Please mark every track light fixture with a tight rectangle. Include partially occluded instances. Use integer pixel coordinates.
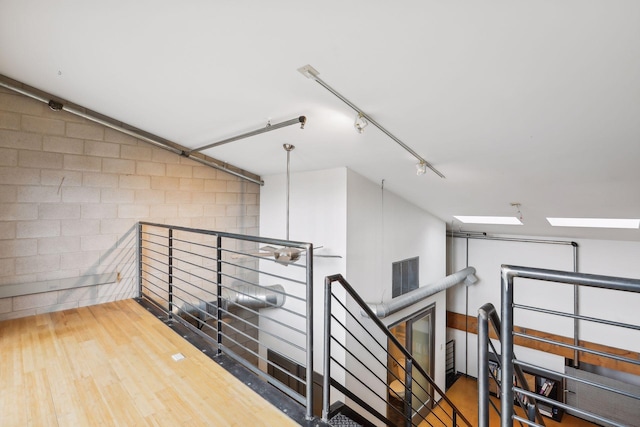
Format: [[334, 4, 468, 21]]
[[416, 161, 427, 176], [354, 113, 369, 133], [297, 64, 445, 179]]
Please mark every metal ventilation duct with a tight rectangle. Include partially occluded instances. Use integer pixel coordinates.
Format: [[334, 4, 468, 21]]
[[176, 283, 286, 324], [366, 267, 478, 318]]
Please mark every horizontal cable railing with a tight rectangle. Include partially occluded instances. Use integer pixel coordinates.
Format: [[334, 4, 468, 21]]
[[137, 222, 315, 419], [478, 265, 640, 427], [323, 274, 472, 427]]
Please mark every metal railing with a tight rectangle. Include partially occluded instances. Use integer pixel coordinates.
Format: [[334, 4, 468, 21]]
[[137, 222, 315, 419], [478, 303, 546, 427], [323, 274, 472, 427], [445, 340, 456, 389], [479, 265, 640, 427]]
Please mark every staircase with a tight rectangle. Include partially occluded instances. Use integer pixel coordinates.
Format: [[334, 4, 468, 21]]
[[322, 274, 472, 427], [137, 222, 472, 426]]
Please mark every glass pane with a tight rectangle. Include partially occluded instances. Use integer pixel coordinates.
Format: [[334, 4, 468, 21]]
[[387, 322, 407, 424], [411, 311, 433, 415]]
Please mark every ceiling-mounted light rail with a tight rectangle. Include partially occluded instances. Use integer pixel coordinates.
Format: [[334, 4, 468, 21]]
[[190, 116, 307, 153], [297, 64, 445, 179], [0, 76, 264, 185]]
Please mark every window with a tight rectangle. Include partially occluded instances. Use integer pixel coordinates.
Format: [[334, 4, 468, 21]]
[[392, 257, 419, 298]]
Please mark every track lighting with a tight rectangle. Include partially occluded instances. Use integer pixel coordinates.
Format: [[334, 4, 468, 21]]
[[298, 64, 445, 179], [416, 161, 427, 176], [354, 113, 368, 133]]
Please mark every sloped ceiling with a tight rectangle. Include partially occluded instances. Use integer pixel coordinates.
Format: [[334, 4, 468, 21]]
[[1, 1, 639, 241]]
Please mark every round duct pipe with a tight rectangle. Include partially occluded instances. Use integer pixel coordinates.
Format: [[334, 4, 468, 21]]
[[232, 283, 286, 308], [366, 267, 477, 318], [175, 283, 286, 325]]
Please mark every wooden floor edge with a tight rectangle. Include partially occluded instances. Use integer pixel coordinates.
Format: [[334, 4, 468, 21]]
[[132, 297, 317, 426]]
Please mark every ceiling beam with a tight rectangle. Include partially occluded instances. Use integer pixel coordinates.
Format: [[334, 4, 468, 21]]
[[0, 74, 264, 186]]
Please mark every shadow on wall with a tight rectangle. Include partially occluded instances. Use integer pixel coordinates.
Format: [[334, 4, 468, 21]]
[[53, 227, 135, 302], [56, 224, 139, 306]]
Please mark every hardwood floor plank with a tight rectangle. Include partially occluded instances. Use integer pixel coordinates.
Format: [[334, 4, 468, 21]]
[[0, 299, 298, 426], [46, 353, 82, 422], [0, 385, 28, 427], [24, 369, 58, 427]]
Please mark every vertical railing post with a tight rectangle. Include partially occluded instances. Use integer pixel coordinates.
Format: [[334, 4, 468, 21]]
[[322, 276, 332, 422], [478, 306, 490, 427], [168, 228, 173, 319], [216, 235, 223, 355], [573, 243, 580, 370], [404, 358, 413, 427], [137, 222, 143, 298], [305, 244, 314, 420], [500, 266, 515, 427]]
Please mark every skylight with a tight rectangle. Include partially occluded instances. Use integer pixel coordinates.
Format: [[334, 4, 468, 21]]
[[546, 218, 640, 229], [454, 216, 523, 225]]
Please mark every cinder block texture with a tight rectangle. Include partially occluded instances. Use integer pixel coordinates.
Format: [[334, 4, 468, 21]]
[[1, 87, 260, 319]]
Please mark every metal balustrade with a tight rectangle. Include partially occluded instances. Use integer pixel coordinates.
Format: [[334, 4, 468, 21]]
[[137, 222, 315, 419], [323, 274, 472, 427], [478, 265, 640, 427]]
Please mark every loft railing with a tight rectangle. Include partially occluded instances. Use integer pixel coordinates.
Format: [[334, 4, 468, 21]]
[[478, 303, 546, 426], [137, 222, 315, 419], [323, 274, 472, 427], [478, 265, 640, 427]]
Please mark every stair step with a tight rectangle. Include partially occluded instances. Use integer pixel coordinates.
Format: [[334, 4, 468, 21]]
[[328, 413, 363, 427], [326, 402, 376, 427]]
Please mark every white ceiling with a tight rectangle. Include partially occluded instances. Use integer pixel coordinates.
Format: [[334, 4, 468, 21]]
[[2, 1, 639, 241]]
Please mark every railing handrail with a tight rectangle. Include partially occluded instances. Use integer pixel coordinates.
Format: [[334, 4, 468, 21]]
[[324, 273, 473, 427], [501, 264, 640, 293], [498, 265, 640, 427], [139, 221, 311, 250]]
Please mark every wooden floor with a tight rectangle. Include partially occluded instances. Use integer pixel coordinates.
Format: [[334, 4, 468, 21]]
[[422, 376, 598, 427], [0, 299, 298, 427]]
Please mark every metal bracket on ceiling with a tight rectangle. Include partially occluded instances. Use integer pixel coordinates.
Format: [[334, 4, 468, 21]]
[[48, 100, 63, 111], [189, 116, 307, 154]]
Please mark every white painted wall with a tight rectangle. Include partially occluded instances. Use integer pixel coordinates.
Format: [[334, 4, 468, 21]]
[[345, 169, 447, 422], [346, 170, 446, 301], [447, 235, 640, 379], [259, 167, 449, 423], [259, 167, 348, 370], [575, 239, 640, 350]]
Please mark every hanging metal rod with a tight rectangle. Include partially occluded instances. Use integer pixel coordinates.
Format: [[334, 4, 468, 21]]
[[297, 64, 445, 179], [0, 76, 264, 186], [283, 143, 295, 241], [190, 116, 306, 153], [447, 231, 578, 247]]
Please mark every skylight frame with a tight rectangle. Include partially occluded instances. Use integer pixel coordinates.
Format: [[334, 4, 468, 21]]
[[546, 218, 640, 229], [454, 216, 523, 225]]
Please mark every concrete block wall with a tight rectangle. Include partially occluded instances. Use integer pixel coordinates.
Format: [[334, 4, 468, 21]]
[[0, 84, 260, 321]]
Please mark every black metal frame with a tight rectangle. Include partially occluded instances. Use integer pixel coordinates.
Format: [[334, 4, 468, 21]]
[[323, 274, 472, 427]]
